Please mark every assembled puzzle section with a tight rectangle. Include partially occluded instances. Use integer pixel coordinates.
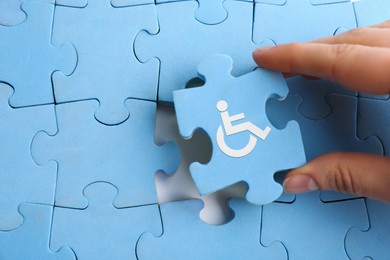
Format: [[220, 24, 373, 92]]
[[31, 99, 179, 209], [262, 192, 369, 260], [174, 54, 306, 205], [0, 0, 76, 107], [137, 199, 287, 260], [51, 182, 162, 259], [0, 203, 75, 259], [52, 0, 159, 125], [134, 0, 259, 103], [0, 83, 57, 231], [345, 199, 390, 260], [253, 0, 356, 44]]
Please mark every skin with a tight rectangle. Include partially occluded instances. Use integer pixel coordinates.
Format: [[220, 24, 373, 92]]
[[253, 20, 390, 203]]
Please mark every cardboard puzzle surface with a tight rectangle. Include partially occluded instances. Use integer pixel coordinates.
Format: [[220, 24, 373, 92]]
[[1, 0, 390, 259]]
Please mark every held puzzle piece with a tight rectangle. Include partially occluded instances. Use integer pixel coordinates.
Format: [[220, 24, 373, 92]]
[[262, 192, 369, 260], [253, 0, 356, 44], [31, 99, 179, 209], [137, 199, 287, 260], [174, 54, 306, 205], [52, 0, 159, 125], [51, 182, 162, 260], [0, 1, 76, 107], [134, 0, 258, 103], [345, 199, 390, 260], [0, 83, 57, 230], [0, 203, 75, 259]]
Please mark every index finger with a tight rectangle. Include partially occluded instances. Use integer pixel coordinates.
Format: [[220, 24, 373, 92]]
[[253, 43, 390, 95]]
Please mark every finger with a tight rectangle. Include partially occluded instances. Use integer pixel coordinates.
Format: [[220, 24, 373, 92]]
[[283, 153, 390, 203], [311, 27, 390, 48], [253, 43, 390, 95], [369, 19, 390, 29]]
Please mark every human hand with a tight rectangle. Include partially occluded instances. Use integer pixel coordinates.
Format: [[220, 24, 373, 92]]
[[253, 21, 390, 202]]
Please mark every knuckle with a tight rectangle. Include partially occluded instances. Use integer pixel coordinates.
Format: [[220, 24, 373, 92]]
[[325, 159, 361, 196], [329, 44, 353, 81]]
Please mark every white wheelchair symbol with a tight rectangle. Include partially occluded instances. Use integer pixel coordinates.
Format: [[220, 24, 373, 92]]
[[216, 100, 271, 158]]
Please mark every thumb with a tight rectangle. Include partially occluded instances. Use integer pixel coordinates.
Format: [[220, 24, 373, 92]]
[[283, 152, 390, 202]]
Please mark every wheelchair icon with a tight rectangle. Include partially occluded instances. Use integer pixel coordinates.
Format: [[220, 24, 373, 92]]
[[216, 100, 271, 158]]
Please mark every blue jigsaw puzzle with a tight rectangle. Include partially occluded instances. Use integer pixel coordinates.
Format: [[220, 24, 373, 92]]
[[0, 83, 57, 230], [134, 0, 259, 103], [0, 203, 75, 259], [0, 1, 76, 107], [345, 199, 390, 260], [52, 0, 159, 125], [0, 0, 24, 25], [262, 192, 369, 260], [50, 182, 162, 259], [137, 199, 287, 259], [174, 54, 306, 205], [253, 0, 356, 44], [31, 99, 179, 209]]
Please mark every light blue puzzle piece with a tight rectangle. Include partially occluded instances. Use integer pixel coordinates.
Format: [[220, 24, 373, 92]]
[[0, 0, 25, 26], [358, 97, 390, 155], [345, 199, 390, 260], [174, 55, 306, 205], [262, 192, 369, 260], [52, 0, 159, 125], [267, 94, 383, 201], [253, 0, 356, 44], [111, 0, 154, 7], [354, 0, 390, 100], [31, 99, 179, 209], [0, 1, 76, 107], [354, 0, 390, 27], [137, 199, 287, 260], [0, 203, 75, 259], [286, 75, 356, 120], [0, 83, 57, 230], [134, 0, 259, 103], [51, 182, 162, 260]]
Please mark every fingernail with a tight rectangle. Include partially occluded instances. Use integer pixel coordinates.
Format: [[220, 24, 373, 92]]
[[253, 46, 274, 54], [283, 175, 319, 193]]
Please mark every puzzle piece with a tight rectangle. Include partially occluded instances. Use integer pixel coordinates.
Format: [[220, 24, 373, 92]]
[[256, 0, 350, 4], [262, 192, 369, 259], [286, 76, 356, 120], [31, 99, 179, 209], [137, 199, 287, 259], [345, 199, 390, 260], [51, 182, 161, 259], [0, 0, 24, 26], [134, 0, 259, 103], [253, 0, 356, 44], [111, 0, 154, 7], [267, 94, 383, 162], [0, 1, 76, 107], [0, 83, 57, 230], [358, 97, 390, 155], [52, 0, 159, 125], [354, 0, 390, 27], [0, 203, 75, 259], [174, 54, 305, 205]]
